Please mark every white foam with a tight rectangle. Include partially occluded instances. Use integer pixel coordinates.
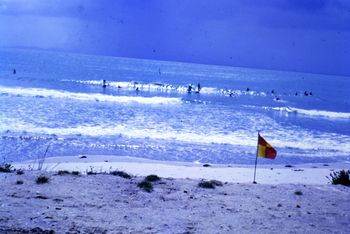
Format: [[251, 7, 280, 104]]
[[0, 86, 182, 105], [272, 106, 350, 119], [2, 117, 350, 155]]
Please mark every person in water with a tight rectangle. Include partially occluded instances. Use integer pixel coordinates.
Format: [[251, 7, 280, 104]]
[[102, 80, 107, 88], [13, 69, 16, 74], [197, 83, 201, 93], [187, 84, 192, 93]]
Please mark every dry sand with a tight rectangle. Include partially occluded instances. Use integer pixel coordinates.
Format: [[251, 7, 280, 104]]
[[0, 156, 349, 233]]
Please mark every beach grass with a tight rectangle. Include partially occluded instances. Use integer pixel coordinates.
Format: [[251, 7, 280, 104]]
[[198, 181, 215, 189], [0, 164, 13, 173], [137, 180, 153, 192], [145, 174, 161, 182], [110, 170, 132, 179], [328, 170, 350, 186], [198, 180, 223, 189], [36, 175, 49, 184]]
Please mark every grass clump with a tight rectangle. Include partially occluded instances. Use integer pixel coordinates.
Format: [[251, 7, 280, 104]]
[[16, 169, 24, 175], [328, 170, 350, 186], [210, 180, 223, 187], [0, 164, 13, 173], [137, 174, 162, 192], [57, 170, 80, 176], [294, 190, 303, 195], [137, 181, 153, 192], [198, 181, 215, 189], [57, 170, 70, 175], [86, 167, 97, 175], [36, 175, 49, 184], [198, 180, 224, 189], [145, 174, 161, 182], [110, 170, 132, 179]]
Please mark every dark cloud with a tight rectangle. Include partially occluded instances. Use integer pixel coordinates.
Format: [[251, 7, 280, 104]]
[[0, 0, 349, 76]]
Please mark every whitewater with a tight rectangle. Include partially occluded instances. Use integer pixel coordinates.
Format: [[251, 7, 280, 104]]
[[0, 48, 349, 164]]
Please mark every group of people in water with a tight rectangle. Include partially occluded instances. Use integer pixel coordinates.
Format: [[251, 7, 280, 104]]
[[102, 79, 203, 94], [187, 83, 201, 93], [101, 79, 313, 100]]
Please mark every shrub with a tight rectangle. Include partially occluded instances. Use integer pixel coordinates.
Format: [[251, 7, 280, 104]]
[[145, 174, 161, 182], [16, 169, 24, 175], [210, 180, 223, 187], [57, 170, 70, 175], [198, 180, 223, 189], [328, 170, 350, 186], [294, 190, 303, 195], [87, 167, 97, 175], [198, 181, 215, 189], [110, 170, 132, 179], [36, 176, 49, 184], [137, 181, 153, 192], [0, 164, 13, 173]]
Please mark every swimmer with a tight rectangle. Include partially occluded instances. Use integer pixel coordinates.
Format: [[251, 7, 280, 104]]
[[102, 80, 107, 88], [13, 69, 16, 74], [197, 83, 201, 92], [187, 84, 192, 93]]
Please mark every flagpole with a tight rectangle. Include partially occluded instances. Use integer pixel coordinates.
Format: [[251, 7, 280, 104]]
[[253, 131, 259, 184]]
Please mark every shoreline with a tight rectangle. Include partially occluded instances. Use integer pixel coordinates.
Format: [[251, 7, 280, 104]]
[[11, 155, 350, 185]]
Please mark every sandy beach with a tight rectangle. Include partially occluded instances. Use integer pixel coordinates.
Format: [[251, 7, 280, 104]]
[[0, 156, 349, 233]]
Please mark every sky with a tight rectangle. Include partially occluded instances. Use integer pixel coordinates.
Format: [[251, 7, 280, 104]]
[[0, 0, 349, 76]]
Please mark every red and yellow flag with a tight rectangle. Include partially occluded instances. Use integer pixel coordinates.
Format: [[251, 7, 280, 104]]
[[257, 134, 277, 159]]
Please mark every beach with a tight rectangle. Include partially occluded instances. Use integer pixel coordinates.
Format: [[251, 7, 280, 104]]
[[1, 156, 349, 233]]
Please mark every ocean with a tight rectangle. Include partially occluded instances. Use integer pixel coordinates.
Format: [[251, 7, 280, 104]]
[[1, 48, 349, 165]]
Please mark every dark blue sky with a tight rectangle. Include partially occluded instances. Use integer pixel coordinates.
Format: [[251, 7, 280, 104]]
[[0, 0, 349, 76]]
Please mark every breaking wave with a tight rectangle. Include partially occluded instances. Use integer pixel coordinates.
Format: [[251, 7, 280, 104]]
[[271, 107, 350, 119], [64, 79, 267, 97], [1, 117, 350, 155], [0, 86, 182, 105]]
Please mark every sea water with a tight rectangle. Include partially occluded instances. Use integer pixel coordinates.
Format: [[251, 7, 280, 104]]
[[0, 48, 349, 165]]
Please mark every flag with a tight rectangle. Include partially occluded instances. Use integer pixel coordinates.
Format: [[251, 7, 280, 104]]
[[257, 134, 277, 159]]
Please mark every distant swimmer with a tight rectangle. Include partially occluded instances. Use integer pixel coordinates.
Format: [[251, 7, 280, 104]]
[[271, 90, 274, 94], [13, 69, 16, 74], [102, 80, 107, 88], [309, 92, 313, 96], [246, 88, 250, 92], [304, 91, 309, 96], [187, 84, 193, 93], [197, 83, 201, 92], [295, 92, 298, 96], [136, 87, 139, 92]]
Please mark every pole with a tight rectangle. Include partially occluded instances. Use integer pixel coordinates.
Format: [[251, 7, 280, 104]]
[[253, 131, 259, 184]]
